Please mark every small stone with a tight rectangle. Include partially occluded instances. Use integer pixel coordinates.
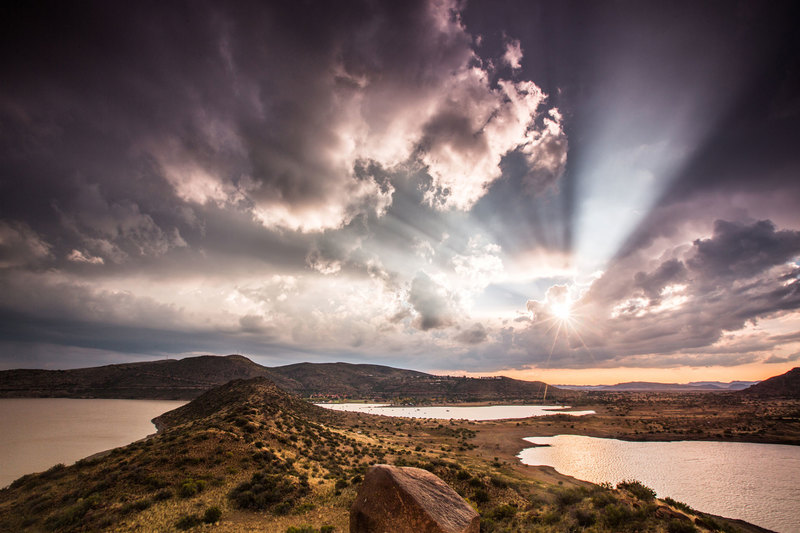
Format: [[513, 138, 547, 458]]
[[350, 464, 479, 533]]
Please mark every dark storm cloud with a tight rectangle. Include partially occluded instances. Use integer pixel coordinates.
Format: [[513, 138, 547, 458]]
[[687, 220, 800, 282], [634, 259, 687, 304], [454, 323, 488, 345]]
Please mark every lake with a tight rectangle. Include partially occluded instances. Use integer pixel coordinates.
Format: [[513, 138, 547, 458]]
[[316, 403, 595, 420], [0, 398, 186, 488], [518, 435, 800, 533]]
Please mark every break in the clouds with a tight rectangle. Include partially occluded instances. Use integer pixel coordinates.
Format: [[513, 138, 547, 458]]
[[1, 0, 800, 379]]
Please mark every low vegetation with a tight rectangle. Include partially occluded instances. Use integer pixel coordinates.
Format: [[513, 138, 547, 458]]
[[0, 377, 774, 532]]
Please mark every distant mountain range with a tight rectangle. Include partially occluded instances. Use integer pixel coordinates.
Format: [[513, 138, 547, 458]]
[[2, 354, 794, 401], [0, 354, 574, 402], [558, 380, 759, 392]]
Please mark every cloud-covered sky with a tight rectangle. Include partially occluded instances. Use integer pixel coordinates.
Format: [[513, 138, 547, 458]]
[[1, 0, 799, 383]]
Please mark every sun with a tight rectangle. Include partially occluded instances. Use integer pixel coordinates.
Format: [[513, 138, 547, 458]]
[[551, 301, 572, 321]]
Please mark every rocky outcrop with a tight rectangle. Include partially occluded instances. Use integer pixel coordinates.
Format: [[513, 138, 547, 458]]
[[350, 464, 479, 533]]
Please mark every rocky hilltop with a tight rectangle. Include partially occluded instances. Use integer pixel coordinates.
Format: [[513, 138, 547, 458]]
[[0, 354, 575, 402]]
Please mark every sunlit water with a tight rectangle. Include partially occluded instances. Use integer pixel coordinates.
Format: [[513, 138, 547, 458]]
[[0, 398, 186, 488], [316, 403, 595, 420], [518, 435, 800, 533]]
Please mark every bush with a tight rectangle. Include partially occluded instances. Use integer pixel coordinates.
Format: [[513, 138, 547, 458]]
[[178, 478, 206, 498], [203, 506, 222, 523], [286, 526, 316, 533], [120, 498, 151, 515], [175, 514, 202, 530], [556, 487, 585, 507], [472, 488, 489, 504], [487, 504, 516, 521], [664, 496, 694, 513], [668, 519, 699, 533], [44, 493, 101, 529], [602, 504, 633, 528], [153, 489, 173, 501], [617, 479, 656, 501], [591, 490, 616, 509], [320, 526, 335, 533], [575, 509, 596, 527]]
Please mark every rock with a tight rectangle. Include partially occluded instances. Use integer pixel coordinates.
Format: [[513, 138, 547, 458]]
[[350, 464, 480, 533]]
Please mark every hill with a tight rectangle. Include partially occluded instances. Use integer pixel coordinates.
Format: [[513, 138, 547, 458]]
[[742, 367, 800, 397], [271, 361, 574, 402], [0, 355, 574, 402], [559, 380, 757, 392], [0, 355, 285, 399], [0, 376, 768, 533]]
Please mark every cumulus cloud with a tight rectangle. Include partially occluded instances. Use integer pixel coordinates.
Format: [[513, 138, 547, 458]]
[[687, 219, 800, 282], [2, 0, 798, 375], [503, 39, 523, 69], [455, 322, 488, 344], [66, 250, 104, 265], [54, 183, 186, 264], [0, 221, 52, 268], [509, 219, 800, 369], [526, 284, 571, 322], [408, 271, 458, 330], [3, 1, 564, 238], [763, 352, 800, 364]]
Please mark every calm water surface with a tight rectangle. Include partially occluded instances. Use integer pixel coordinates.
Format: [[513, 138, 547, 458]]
[[316, 403, 595, 420], [518, 435, 800, 533], [0, 398, 186, 488]]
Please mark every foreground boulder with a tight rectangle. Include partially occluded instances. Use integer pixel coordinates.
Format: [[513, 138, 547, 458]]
[[350, 464, 480, 533]]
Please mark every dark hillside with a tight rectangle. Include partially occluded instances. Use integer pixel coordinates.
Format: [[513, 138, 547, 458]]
[[742, 367, 800, 397], [0, 355, 574, 402], [271, 361, 574, 402], [0, 355, 287, 399]]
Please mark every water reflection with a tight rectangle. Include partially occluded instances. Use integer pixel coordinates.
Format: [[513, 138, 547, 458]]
[[518, 435, 800, 533], [316, 403, 595, 420], [0, 398, 186, 488]]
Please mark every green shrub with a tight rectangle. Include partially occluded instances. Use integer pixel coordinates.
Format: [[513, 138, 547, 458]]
[[320, 526, 335, 533], [602, 504, 633, 528], [203, 506, 222, 523], [153, 489, 173, 501], [556, 487, 585, 507], [539, 509, 560, 525], [487, 504, 516, 521], [230, 471, 307, 513], [175, 514, 202, 530], [694, 515, 731, 531], [575, 509, 596, 527], [668, 519, 699, 533], [472, 488, 489, 503], [178, 478, 206, 498], [617, 479, 656, 501], [286, 526, 316, 533], [591, 490, 616, 508], [664, 496, 694, 513], [120, 498, 151, 515], [44, 493, 101, 529]]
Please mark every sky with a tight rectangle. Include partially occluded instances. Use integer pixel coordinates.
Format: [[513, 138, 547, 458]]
[[1, 0, 799, 384]]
